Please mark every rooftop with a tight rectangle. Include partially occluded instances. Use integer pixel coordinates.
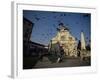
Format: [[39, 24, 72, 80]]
[[57, 23, 69, 31]]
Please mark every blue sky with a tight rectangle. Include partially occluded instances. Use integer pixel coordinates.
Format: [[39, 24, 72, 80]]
[[23, 10, 91, 45]]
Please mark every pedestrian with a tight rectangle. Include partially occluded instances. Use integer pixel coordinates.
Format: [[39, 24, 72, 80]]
[[55, 42, 62, 63], [60, 46, 65, 62]]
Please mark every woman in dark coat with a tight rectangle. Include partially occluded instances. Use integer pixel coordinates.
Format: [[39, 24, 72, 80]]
[[55, 42, 64, 63]]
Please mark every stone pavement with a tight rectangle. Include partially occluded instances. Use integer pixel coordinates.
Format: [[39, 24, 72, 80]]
[[33, 56, 90, 69]]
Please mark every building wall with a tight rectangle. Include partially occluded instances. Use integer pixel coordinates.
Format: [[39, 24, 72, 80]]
[[23, 17, 34, 56], [23, 17, 33, 41]]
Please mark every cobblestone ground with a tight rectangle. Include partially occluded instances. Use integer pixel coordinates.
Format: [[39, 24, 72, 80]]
[[33, 56, 90, 69]]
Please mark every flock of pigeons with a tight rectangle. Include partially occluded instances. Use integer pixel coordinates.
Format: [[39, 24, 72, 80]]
[[29, 12, 90, 45]]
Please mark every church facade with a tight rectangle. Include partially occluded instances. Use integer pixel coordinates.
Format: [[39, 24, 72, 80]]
[[50, 23, 78, 57]]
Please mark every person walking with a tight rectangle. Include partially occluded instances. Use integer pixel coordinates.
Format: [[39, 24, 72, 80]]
[[55, 42, 62, 63]]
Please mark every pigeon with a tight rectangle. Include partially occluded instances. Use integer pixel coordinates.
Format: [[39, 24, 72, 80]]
[[35, 17, 40, 21]]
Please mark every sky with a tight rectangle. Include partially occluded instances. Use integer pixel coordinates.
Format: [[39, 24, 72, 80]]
[[23, 10, 91, 46]]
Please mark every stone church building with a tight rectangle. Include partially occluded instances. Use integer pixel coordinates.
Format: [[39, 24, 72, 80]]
[[49, 23, 78, 57]]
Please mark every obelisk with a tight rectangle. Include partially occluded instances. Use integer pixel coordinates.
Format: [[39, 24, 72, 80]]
[[81, 31, 86, 50]]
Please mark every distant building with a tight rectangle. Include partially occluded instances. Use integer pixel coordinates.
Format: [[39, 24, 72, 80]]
[[29, 41, 48, 56]]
